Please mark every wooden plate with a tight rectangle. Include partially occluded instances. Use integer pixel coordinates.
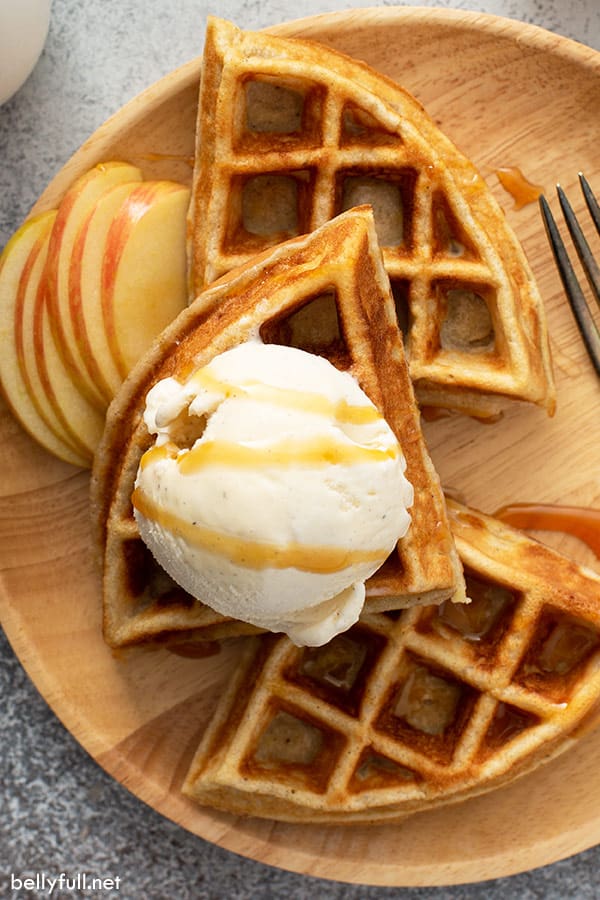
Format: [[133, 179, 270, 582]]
[[2, 7, 600, 888]]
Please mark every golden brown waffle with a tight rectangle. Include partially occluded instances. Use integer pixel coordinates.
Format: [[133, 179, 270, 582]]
[[91, 207, 465, 648], [188, 17, 555, 419], [183, 500, 600, 824]]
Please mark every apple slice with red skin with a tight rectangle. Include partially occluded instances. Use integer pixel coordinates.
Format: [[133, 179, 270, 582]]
[[0, 212, 88, 466], [32, 262, 106, 462], [78, 181, 190, 398], [16, 213, 92, 460], [69, 180, 144, 406], [45, 161, 143, 408]]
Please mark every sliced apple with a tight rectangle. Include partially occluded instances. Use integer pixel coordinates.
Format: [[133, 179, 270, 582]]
[[82, 181, 190, 397], [0, 212, 88, 466], [2, 165, 189, 466], [69, 180, 144, 406], [45, 160, 143, 408], [16, 214, 91, 460], [33, 270, 106, 462]]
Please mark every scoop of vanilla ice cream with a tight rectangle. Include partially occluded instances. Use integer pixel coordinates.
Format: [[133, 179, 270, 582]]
[[133, 341, 413, 646]]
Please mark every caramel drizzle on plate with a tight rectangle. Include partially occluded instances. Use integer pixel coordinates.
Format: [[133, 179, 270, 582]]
[[495, 167, 544, 210], [494, 503, 600, 558]]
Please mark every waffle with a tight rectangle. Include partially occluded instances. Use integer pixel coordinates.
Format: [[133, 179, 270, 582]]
[[187, 17, 555, 419], [91, 207, 465, 648], [182, 500, 600, 824]]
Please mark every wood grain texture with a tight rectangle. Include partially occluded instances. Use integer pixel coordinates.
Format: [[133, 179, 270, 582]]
[[1, 7, 600, 887]]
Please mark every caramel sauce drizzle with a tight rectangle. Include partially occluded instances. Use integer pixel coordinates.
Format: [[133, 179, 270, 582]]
[[139, 441, 179, 470], [139, 374, 395, 472], [132, 487, 388, 574], [189, 368, 383, 425], [420, 406, 453, 423], [139, 436, 396, 472], [134, 371, 398, 573], [494, 503, 600, 559], [179, 437, 397, 473], [495, 167, 544, 210]]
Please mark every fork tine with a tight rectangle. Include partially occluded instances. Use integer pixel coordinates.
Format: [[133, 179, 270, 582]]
[[579, 172, 600, 237], [539, 193, 600, 377], [557, 183, 600, 310]]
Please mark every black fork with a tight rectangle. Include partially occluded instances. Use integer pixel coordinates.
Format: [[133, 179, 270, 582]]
[[539, 173, 600, 377]]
